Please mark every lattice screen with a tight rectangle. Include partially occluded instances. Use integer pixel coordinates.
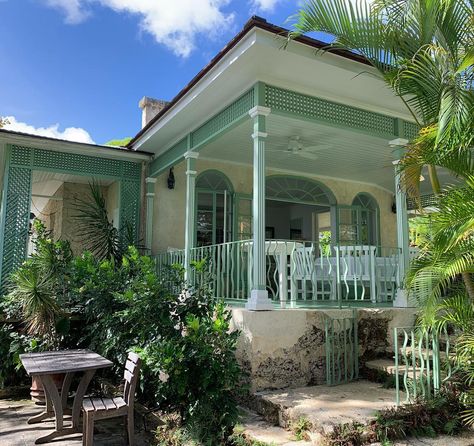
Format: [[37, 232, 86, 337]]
[[0, 145, 142, 290], [0, 166, 32, 286], [265, 85, 400, 137], [191, 89, 255, 148]]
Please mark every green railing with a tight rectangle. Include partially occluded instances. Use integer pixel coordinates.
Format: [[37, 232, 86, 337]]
[[155, 240, 400, 305], [325, 310, 359, 385], [394, 327, 453, 405]]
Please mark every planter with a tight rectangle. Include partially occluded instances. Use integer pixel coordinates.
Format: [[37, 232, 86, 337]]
[[30, 374, 65, 405]]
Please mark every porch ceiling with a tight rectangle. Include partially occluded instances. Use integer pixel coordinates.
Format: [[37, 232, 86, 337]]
[[200, 114, 397, 191], [199, 114, 450, 194]]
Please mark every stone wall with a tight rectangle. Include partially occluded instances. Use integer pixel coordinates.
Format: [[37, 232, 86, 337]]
[[231, 307, 416, 392]]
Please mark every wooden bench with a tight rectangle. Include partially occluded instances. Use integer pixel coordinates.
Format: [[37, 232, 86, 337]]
[[82, 352, 141, 446]]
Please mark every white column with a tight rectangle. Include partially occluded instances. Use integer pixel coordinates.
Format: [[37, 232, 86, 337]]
[[390, 138, 413, 307], [246, 106, 273, 311], [145, 177, 157, 252], [184, 151, 199, 282]]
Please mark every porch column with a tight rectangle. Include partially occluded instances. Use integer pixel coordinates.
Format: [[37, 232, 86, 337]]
[[246, 106, 273, 311], [145, 177, 157, 253], [390, 138, 412, 307], [184, 151, 199, 282]]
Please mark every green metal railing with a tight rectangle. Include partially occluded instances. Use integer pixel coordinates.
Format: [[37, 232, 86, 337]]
[[154, 240, 400, 305], [394, 327, 452, 405], [325, 310, 359, 386]]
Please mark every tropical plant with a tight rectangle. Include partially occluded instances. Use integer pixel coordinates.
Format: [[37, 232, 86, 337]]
[[290, 0, 473, 194], [74, 181, 122, 262], [4, 220, 73, 345]]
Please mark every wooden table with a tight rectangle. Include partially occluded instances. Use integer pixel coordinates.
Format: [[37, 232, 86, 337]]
[[20, 349, 112, 444]]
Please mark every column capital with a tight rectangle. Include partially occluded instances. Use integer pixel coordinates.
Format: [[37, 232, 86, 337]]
[[251, 131, 268, 139], [185, 169, 197, 176], [145, 177, 157, 184], [249, 106, 271, 119], [389, 138, 409, 147], [184, 150, 199, 160]]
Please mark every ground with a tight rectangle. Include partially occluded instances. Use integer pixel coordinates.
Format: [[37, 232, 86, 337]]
[[1, 397, 473, 446], [0, 399, 152, 446]]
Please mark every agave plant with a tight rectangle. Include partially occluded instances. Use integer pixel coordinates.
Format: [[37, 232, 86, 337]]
[[290, 0, 474, 193]]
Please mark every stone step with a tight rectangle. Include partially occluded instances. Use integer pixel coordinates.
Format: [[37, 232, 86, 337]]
[[398, 346, 449, 360], [365, 358, 446, 380], [238, 407, 314, 445], [248, 380, 397, 436]]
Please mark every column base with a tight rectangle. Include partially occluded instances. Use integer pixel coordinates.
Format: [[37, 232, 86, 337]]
[[245, 290, 274, 311], [393, 289, 417, 308]]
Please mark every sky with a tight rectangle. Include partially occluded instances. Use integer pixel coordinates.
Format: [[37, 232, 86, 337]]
[[0, 0, 313, 145]]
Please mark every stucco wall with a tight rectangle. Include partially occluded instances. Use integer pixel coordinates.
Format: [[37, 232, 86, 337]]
[[231, 307, 416, 392], [151, 158, 397, 253]]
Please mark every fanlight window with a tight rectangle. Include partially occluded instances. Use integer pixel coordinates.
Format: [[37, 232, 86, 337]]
[[266, 176, 335, 205], [196, 170, 232, 191]]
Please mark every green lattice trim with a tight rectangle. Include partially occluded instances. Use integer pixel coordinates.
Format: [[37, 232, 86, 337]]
[[402, 121, 420, 140], [265, 84, 413, 138], [407, 193, 438, 210], [191, 89, 255, 148], [10, 145, 141, 179]]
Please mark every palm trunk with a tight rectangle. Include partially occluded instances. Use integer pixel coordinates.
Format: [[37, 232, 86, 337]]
[[428, 165, 441, 195], [462, 272, 474, 300]]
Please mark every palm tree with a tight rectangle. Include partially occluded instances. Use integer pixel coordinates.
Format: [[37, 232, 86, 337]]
[[289, 0, 473, 194]]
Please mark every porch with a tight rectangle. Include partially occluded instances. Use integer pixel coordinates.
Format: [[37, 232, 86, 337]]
[[156, 240, 401, 307]]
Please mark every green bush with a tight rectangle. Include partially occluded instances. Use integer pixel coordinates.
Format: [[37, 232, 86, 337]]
[[3, 219, 242, 444]]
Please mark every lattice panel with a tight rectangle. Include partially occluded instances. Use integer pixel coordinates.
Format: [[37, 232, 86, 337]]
[[191, 89, 255, 147], [403, 121, 419, 141], [265, 85, 397, 136], [120, 180, 141, 243], [32, 148, 128, 178], [407, 193, 437, 210], [1, 166, 32, 286], [10, 146, 32, 166]]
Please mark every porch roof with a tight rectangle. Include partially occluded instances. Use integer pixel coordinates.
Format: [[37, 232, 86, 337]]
[[130, 17, 414, 155]]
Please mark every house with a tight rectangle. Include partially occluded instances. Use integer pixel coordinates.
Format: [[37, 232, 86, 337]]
[[0, 17, 440, 390]]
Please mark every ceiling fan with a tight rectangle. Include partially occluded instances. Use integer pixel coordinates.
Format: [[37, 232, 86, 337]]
[[266, 136, 332, 160]]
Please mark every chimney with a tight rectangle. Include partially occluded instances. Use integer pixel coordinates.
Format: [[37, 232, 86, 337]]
[[139, 97, 168, 129]]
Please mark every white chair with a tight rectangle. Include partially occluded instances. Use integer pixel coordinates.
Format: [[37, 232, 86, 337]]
[[292, 246, 334, 300], [375, 255, 399, 302]]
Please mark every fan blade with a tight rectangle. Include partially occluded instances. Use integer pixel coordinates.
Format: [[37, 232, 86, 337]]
[[298, 151, 319, 160], [304, 144, 333, 152]]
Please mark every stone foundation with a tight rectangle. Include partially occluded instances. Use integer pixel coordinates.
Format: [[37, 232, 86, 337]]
[[231, 307, 417, 392]]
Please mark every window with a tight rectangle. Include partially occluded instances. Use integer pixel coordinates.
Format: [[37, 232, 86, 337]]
[[337, 193, 379, 246], [195, 170, 233, 246]]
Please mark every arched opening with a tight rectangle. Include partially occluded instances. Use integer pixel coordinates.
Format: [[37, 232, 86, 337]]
[[195, 170, 233, 246], [264, 175, 337, 242]]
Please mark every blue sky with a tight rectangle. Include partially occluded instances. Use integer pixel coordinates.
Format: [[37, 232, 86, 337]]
[[0, 0, 311, 145]]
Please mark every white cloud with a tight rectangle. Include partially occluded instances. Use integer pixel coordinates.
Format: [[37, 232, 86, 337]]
[[3, 116, 95, 144], [44, 0, 90, 24], [42, 0, 235, 58], [251, 0, 282, 11]]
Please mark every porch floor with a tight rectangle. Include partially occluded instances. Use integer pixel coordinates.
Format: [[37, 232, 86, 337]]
[[227, 299, 393, 309]]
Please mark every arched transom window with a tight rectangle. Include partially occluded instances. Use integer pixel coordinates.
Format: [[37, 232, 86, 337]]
[[266, 176, 336, 205]]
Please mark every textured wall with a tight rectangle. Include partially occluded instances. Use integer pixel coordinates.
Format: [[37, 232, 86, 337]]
[[231, 307, 417, 392], [152, 158, 397, 253]]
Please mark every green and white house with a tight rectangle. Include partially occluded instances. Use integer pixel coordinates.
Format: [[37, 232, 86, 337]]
[[0, 17, 445, 391], [0, 17, 440, 309]]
